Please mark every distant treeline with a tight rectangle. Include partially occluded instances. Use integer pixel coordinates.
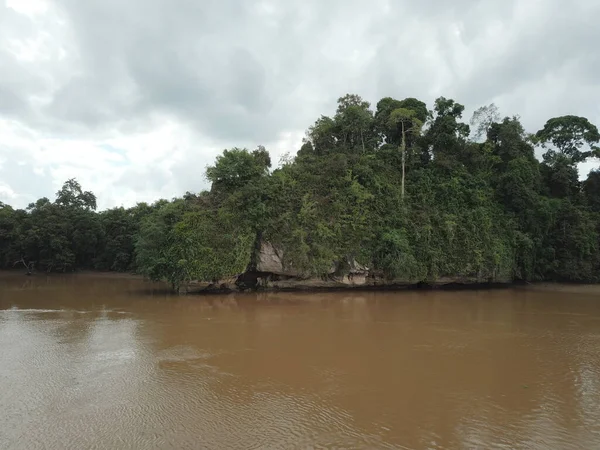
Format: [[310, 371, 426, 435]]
[[1, 94, 599, 290]]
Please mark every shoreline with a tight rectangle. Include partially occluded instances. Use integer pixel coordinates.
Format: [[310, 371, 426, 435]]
[[0, 269, 145, 280], [2, 269, 599, 296]]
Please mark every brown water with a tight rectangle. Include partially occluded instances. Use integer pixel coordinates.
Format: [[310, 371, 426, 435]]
[[1, 274, 600, 449]]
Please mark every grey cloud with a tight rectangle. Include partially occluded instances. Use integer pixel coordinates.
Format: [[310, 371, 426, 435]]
[[0, 46, 37, 121], [44, 0, 312, 141], [1, 0, 600, 207], [451, 1, 600, 110], [5, 0, 600, 141], [0, 84, 31, 118], [0, 6, 70, 127], [114, 165, 172, 194], [42, 0, 421, 141]]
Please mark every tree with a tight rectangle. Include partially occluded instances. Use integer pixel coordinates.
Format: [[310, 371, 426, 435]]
[[135, 199, 190, 289], [55, 178, 97, 210], [375, 97, 427, 147], [206, 147, 271, 192], [535, 115, 600, 164], [3, 92, 600, 290], [374, 97, 403, 145], [541, 153, 580, 199], [470, 103, 500, 142], [95, 207, 139, 271], [333, 94, 374, 152], [305, 116, 338, 154], [0, 203, 17, 267], [388, 108, 424, 200], [424, 97, 470, 169], [584, 170, 600, 212], [172, 209, 254, 287]]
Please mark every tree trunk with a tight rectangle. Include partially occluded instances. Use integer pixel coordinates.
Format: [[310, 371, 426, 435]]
[[361, 129, 365, 153], [401, 121, 406, 201]]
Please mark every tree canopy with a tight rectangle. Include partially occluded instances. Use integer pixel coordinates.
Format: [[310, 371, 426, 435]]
[[535, 115, 600, 163], [1, 94, 599, 289]]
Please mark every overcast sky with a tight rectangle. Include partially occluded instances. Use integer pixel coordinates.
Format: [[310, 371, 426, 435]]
[[1, 0, 599, 209]]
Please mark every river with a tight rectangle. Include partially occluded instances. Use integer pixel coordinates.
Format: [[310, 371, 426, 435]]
[[1, 273, 599, 449]]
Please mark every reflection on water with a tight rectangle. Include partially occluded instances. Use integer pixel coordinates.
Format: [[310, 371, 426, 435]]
[[1, 273, 600, 449]]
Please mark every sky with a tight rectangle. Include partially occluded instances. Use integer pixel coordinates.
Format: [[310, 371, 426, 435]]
[[1, 0, 599, 209]]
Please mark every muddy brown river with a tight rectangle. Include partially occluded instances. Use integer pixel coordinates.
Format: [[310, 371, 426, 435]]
[[1, 273, 600, 449]]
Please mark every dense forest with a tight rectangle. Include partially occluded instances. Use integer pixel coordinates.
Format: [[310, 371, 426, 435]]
[[1, 94, 599, 291]]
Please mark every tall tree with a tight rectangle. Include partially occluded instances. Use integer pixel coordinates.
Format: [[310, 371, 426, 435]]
[[206, 147, 271, 192], [374, 97, 427, 147], [535, 115, 600, 164], [55, 178, 97, 210], [424, 97, 470, 168], [2, 93, 600, 289], [334, 94, 373, 152], [388, 108, 424, 200], [470, 103, 500, 142], [305, 116, 338, 155], [374, 97, 403, 145]]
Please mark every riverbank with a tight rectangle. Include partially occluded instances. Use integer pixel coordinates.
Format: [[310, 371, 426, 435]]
[[0, 269, 144, 278], [180, 272, 517, 295], [3, 269, 598, 297]]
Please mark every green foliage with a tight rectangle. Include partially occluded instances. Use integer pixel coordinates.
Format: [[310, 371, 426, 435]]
[[135, 199, 190, 287], [334, 94, 374, 152], [388, 108, 424, 138], [55, 178, 97, 210], [535, 115, 600, 163], [541, 153, 581, 199], [206, 147, 271, 192], [95, 206, 150, 271], [423, 97, 471, 169], [584, 170, 600, 212], [1, 95, 599, 291], [173, 210, 254, 283], [374, 229, 421, 280]]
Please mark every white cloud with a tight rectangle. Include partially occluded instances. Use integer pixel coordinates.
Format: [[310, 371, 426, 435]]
[[5, 0, 49, 16], [0, 182, 17, 201]]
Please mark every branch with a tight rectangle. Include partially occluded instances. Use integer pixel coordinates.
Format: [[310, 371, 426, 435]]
[[13, 257, 27, 269]]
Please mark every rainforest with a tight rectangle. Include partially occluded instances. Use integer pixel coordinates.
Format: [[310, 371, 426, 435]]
[[1, 94, 599, 292]]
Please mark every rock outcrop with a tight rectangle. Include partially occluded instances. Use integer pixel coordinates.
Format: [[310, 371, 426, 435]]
[[254, 241, 304, 277]]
